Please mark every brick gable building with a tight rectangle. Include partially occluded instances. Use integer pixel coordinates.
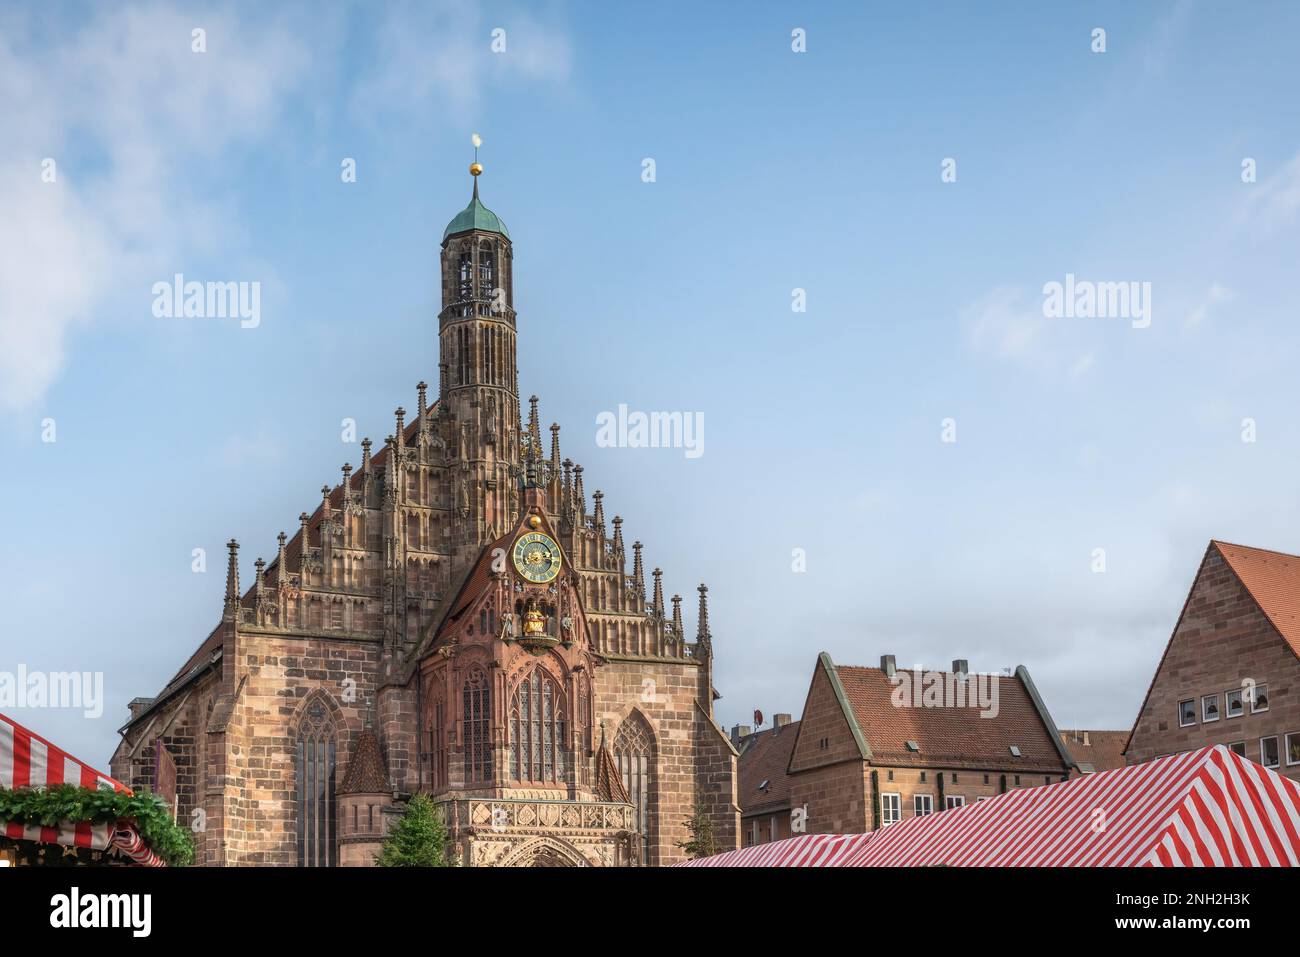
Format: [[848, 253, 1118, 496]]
[[1126, 540, 1300, 780], [737, 653, 1072, 842], [110, 165, 739, 866]]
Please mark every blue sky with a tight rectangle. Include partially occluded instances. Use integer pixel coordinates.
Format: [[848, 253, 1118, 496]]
[[3, 0, 1300, 764]]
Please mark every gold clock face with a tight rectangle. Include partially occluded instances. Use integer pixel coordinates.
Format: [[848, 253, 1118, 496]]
[[513, 531, 562, 583]]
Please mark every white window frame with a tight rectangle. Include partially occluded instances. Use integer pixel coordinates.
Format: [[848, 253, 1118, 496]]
[[1201, 693, 1220, 723], [749, 820, 758, 845], [945, 795, 965, 810], [881, 792, 901, 826], [1260, 735, 1280, 769], [1225, 688, 1244, 719], [913, 794, 934, 817], [1178, 698, 1196, 727], [1250, 684, 1270, 714], [1228, 741, 1246, 758], [1286, 733, 1300, 767]]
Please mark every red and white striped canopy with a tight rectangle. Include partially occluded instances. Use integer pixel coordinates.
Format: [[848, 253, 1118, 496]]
[[686, 745, 1300, 867], [683, 832, 877, 867], [0, 712, 164, 866]]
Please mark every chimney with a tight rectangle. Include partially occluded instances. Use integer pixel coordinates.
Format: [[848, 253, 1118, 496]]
[[952, 659, 969, 678], [880, 654, 896, 678], [127, 697, 155, 720], [773, 713, 793, 731], [1083, 730, 1091, 746], [730, 724, 752, 747]]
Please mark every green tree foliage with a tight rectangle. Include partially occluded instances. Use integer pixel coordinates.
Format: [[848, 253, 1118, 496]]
[[375, 793, 455, 867], [675, 801, 718, 860]]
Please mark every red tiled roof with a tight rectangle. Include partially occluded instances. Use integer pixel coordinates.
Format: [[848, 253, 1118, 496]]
[[595, 741, 630, 804], [834, 665, 1069, 773], [1213, 540, 1300, 658], [737, 721, 800, 816], [1058, 729, 1127, 773], [339, 727, 391, 794], [446, 529, 514, 623]]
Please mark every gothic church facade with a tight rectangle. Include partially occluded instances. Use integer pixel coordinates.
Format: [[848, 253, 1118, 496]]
[[111, 165, 740, 867]]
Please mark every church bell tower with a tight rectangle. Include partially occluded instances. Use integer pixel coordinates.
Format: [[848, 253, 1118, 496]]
[[438, 137, 520, 558]]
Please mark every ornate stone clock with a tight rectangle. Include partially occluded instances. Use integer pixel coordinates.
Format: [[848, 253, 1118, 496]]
[[512, 531, 562, 584]]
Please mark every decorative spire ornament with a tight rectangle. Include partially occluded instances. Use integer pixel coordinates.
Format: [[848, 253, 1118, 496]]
[[632, 541, 645, 599], [223, 539, 240, 620], [696, 583, 712, 650], [652, 568, 665, 619]]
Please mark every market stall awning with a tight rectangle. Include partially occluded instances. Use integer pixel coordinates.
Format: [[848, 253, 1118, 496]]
[[684, 745, 1300, 867], [1, 712, 164, 866], [681, 831, 877, 867]]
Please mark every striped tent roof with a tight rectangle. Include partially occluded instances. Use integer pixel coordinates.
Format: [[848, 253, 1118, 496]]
[[0, 712, 164, 866], [684, 746, 1300, 867], [682, 832, 877, 867]]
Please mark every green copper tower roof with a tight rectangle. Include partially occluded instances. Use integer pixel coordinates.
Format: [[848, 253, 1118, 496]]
[[442, 184, 510, 242]]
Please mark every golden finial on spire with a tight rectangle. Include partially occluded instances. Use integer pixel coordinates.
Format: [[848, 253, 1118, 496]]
[[470, 132, 483, 177]]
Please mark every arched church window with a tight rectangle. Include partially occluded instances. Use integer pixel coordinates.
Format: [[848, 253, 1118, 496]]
[[429, 693, 446, 789], [614, 711, 654, 865], [295, 698, 337, 867], [509, 669, 568, 784], [458, 248, 473, 300], [478, 243, 495, 299], [463, 670, 492, 783]]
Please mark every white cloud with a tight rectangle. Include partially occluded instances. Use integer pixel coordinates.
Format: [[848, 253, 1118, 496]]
[[0, 4, 315, 411], [964, 285, 1044, 363], [1185, 282, 1232, 328], [351, 1, 572, 122], [1242, 150, 1300, 233]]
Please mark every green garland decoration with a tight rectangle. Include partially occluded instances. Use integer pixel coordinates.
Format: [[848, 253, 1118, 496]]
[[0, 783, 194, 867]]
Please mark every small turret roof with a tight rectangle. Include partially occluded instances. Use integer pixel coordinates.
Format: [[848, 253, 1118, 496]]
[[443, 186, 510, 241]]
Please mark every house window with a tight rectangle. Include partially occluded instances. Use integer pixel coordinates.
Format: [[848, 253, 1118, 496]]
[[1286, 733, 1300, 766], [914, 794, 934, 817], [295, 699, 337, 867], [1260, 736, 1280, 768], [983, 774, 989, 785], [951, 773, 958, 784], [1250, 684, 1270, 714], [1013, 775, 1021, 786], [509, 669, 566, 784], [881, 793, 901, 826], [887, 770, 894, 781], [770, 815, 777, 842], [1178, 699, 1196, 727], [1229, 741, 1246, 758], [749, 820, 758, 846], [1201, 694, 1220, 723], [1225, 689, 1244, 718], [463, 670, 492, 783], [946, 795, 965, 810]]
